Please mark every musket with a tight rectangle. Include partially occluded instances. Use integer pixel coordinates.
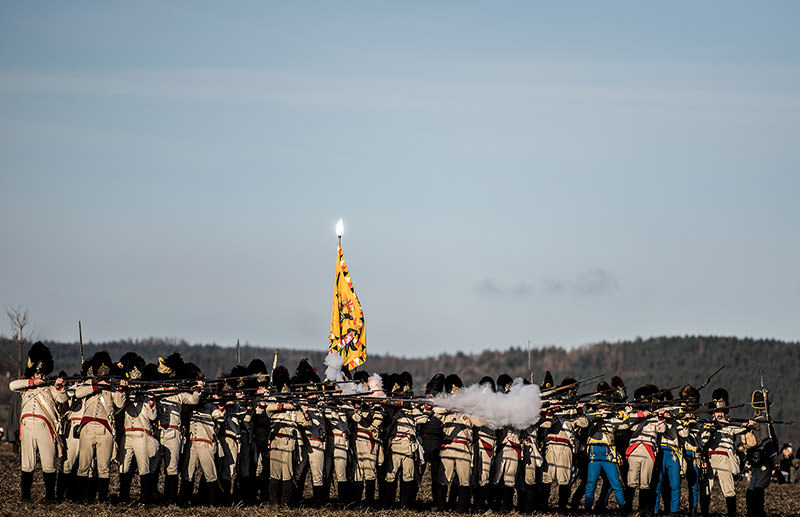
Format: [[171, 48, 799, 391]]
[[759, 374, 775, 441], [686, 403, 746, 415], [728, 417, 794, 426], [541, 374, 604, 397], [78, 321, 84, 365], [697, 364, 726, 391], [291, 380, 359, 388]]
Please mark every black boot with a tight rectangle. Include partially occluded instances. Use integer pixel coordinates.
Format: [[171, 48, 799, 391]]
[[523, 484, 537, 513], [558, 483, 571, 511], [726, 496, 737, 517], [268, 479, 281, 506], [624, 486, 635, 513], [57, 472, 71, 502], [473, 484, 485, 509], [205, 480, 219, 506], [320, 481, 331, 505], [434, 483, 447, 511], [516, 485, 526, 512], [364, 479, 376, 507], [178, 479, 193, 507], [219, 478, 231, 506], [639, 488, 652, 516], [501, 485, 515, 513], [85, 476, 98, 503], [118, 472, 133, 503], [43, 472, 57, 502], [72, 475, 88, 503], [139, 474, 151, 505], [311, 484, 326, 507], [699, 492, 710, 517], [164, 475, 179, 505], [381, 480, 397, 508], [97, 477, 110, 503], [335, 480, 348, 504], [20, 471, 33, 501], [280, 479, 294, 508], [352, 480, 365, 505], [399, 480, 416, 508], [457, 485, 472, 514]]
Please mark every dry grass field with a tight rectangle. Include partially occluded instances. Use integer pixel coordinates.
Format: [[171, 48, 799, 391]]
[[2, 441, 799, 516]]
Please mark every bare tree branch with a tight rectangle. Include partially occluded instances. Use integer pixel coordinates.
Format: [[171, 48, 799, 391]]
[[6, 306, 31, 378]]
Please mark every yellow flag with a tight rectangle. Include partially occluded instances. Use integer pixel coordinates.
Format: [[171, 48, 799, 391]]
[[329, 242, 366, 369]]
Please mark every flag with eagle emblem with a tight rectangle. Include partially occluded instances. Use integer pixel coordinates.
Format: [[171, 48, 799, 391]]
[[329, 242, 366, 369]]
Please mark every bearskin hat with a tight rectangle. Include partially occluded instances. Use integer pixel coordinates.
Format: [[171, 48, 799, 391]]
[[710, 388, 729, 412], [400, 371, 413, 394], [497, 373, 513, 393], [143, 363, 159, 382], [387, 373, 403, 395], [680, 384, 701, 410], [81, 355, 93, 377], [633, 384, 659, 401], [25, 341, 54, 377], [445, 373, 463, 394], [426, 373, 445, 396], [158, 353, 184, 378], [224, 365, 249, 391], [118, 352, 146, 380], [294, 358, 321, 385], [179, 362, 204, 380], [91, 351, 114, 378], [247, 358, 268, 375], [479, 376, 496, 392], [272, 365, 291, 392], [380, 373, 391, 392], [353, 370, 370, 386], [558, 377, 577, 396], [245, 358, 269, 386], [611, 375, 627, 401], [57, 370, 68, 379], [592, 380, 610, 400], [541, 370, 554, 390]]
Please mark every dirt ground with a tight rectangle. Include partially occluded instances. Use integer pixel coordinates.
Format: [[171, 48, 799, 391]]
[[1, 441, 799, 516]]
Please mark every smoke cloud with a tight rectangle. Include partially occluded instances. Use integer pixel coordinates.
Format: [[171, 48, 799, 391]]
[[367, 373, 385, 398], [432, 377, 541, 430], [323, 352, 373, 395]]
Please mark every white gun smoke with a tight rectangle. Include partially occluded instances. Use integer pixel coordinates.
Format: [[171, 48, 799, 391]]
[[367, 373, 385, 398], [432, 377, 542, 430], [323, 352, 370, 395]]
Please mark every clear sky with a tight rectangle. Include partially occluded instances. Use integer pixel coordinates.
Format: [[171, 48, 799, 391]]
[[2, 2, 799, 358]]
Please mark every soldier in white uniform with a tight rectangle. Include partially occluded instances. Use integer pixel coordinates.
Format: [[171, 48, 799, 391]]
[[702, 388, 753, 517], [73, 351, 126, 503], [9, 342, 67, 502], [117, 353, 159, 504], [154, 353, 202, 505]]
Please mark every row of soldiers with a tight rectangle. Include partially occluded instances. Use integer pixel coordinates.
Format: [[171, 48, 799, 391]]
[[11, 341, 780, 516]]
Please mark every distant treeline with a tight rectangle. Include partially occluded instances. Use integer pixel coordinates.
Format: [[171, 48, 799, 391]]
[[1, 335, 798, 446]]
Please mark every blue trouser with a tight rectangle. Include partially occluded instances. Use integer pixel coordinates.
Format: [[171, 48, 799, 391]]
[[684, 449, 699, 510], [653, 445, 681, 514], [585, 446, 626, 510]]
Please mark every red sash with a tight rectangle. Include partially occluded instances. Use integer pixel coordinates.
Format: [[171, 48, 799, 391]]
[[626, 442, 655, 462]]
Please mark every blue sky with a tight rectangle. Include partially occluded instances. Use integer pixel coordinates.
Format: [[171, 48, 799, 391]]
[[2, 2, 799, 358]]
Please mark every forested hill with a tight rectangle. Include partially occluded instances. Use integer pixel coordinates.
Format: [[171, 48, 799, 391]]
[[2, 335, 798, 445]]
